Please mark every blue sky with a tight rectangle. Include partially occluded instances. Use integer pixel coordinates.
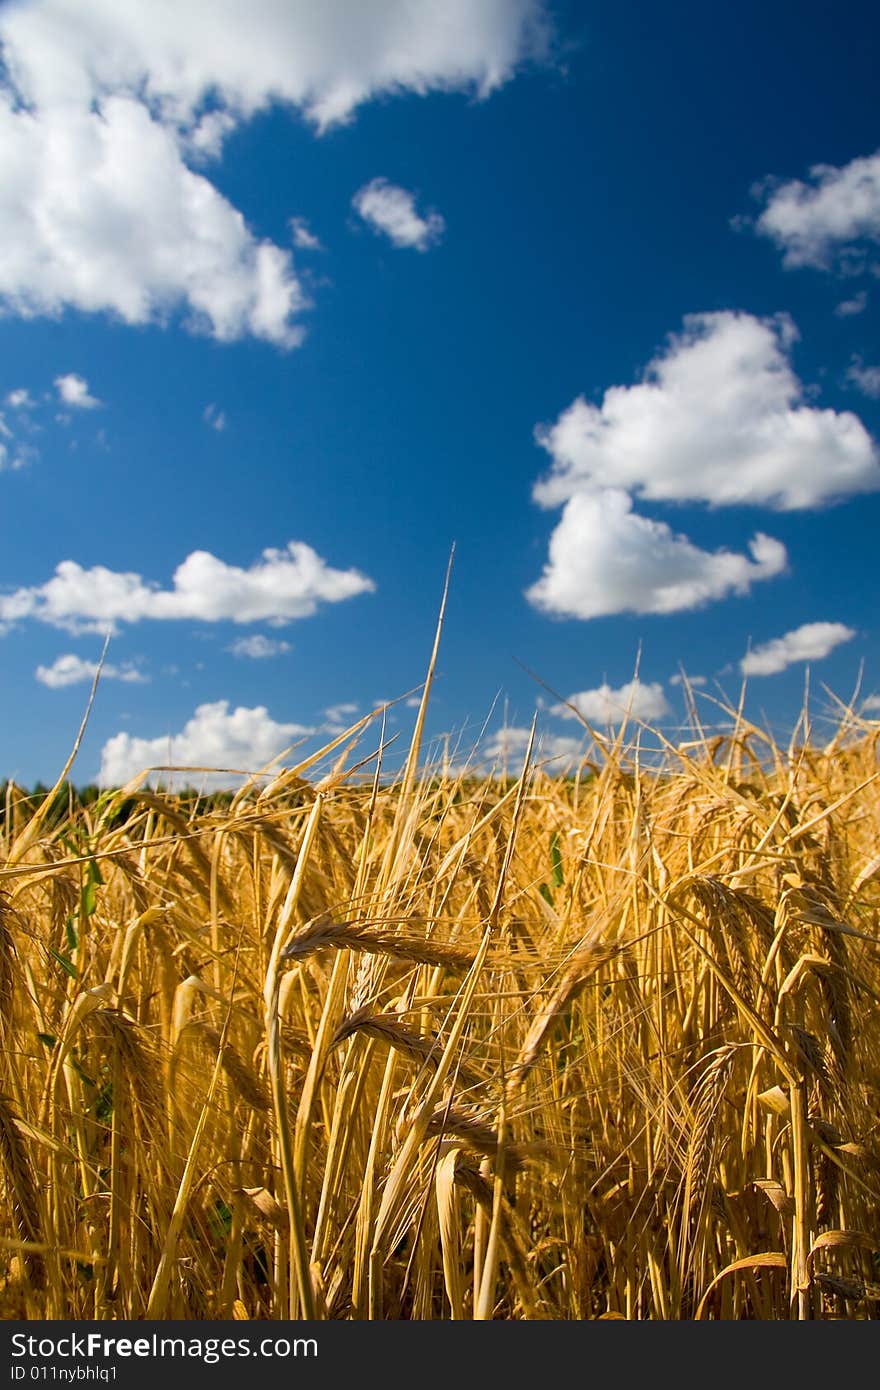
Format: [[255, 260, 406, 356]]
[[1, 0, 879, 787]]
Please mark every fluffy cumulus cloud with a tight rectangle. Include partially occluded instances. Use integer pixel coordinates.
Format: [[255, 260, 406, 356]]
[[35, 652, 146, 687], [0, 95, 307, 347], [526, 488, 787, 619], [0, 0, 549, 132], [862, 695, 880, 713], [55, 373, 101, 409], [533, 312, 880, 512], [0, 541, 374, 634], [0, 0, 546, 344], [550, 680, 670, 724], [751, 151, 880, 270], [98, 699, 313, 788], [227, 634, 291, 659], [526, 309, 880, 622], [740, 622, 856, 677], [352, 178, 445, 251]]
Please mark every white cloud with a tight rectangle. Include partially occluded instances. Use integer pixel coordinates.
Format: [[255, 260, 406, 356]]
[[0, 97, 307, 348], [55, 373, 101, 409], [323, 701, 358, 723], [835, 291, 868, 317], [527, 310, 879, 624], [846, 356, 880, 399], [862, 694, 880, 713], [669, 672, 707, 688], [533, 312, 880, 512], [0, 425, 37, 470], [6, 388, 34, 408], [35, 652, 147, 687], [740, 621, 856, 677], [0, 1, 548, 133], [480, 725, 586, 770], [98, 699, 314, 788], [550, 680, 670, 724], [228, 634, 291, 659], [0, 540, 375, 633], [290, 217, 322, 251], [0, 1, 546, 344], [752, 151, 880, 270], [203, 402, 227, 431], [526, 488, 787, 620], [352, 178, 445, 251]]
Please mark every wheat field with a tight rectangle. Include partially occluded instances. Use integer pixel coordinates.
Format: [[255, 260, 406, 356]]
[[2, 663, 880, 1321]]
